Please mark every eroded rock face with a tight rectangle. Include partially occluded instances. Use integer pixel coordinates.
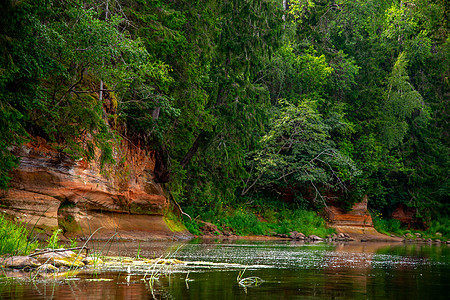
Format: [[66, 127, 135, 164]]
[[324, 196, 402, 242], [391, 204, 423, 229], [325, 196, 374, 228], [0, 138, 191, 240]]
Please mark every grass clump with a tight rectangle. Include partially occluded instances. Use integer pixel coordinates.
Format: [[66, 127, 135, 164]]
[[221, 209, 265, 235], [183, 218, 202, 236], [0, 213, 39, 256]]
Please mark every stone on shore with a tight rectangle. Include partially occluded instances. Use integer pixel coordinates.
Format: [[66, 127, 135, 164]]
[[289, 231, 306, 240], [1, 256, 41, 269], [308, 235, 323, 241]]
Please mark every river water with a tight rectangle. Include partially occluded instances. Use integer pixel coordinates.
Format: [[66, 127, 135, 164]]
[[1, 240, 449, 299]]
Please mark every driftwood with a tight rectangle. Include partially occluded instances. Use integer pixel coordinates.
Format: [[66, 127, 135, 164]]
[[29, 246, 90, 257]]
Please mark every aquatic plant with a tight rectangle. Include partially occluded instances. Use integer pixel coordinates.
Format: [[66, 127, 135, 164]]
[[136, 242, 142, 260], [143, 245, 184, 288]]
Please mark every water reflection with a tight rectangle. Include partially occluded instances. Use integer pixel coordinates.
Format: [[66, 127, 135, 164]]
[[1, 241, 448, 299]]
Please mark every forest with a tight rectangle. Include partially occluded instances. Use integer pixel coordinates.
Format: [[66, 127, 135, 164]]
[[0, 0, 448, 235]]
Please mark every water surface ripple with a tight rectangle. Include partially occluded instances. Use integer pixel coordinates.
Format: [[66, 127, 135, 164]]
[[1, 241, 448, 299]]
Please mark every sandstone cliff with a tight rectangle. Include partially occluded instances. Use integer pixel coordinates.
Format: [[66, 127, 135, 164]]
[[0, 138, 192, 241], [325, 196, 402, 242]]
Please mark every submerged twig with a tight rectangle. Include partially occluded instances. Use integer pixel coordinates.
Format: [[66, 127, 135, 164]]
[[237, 266, 264, 287]]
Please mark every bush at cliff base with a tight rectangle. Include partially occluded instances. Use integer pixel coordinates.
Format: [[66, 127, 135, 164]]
[[0, 213, 39, 256]]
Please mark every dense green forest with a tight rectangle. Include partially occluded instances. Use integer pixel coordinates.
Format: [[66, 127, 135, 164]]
[[1, 0, 448, 229]]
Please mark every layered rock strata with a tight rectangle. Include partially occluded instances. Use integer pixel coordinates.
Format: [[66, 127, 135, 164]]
[[0, 138, 192, 240], [325, 196, 402, 242]]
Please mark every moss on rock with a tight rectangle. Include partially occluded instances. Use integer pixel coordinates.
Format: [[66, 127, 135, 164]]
[[163, 210, 187, 233]]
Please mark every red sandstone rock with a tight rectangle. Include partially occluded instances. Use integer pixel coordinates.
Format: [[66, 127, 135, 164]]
[[325, 197, 373, 227], [391, 204, 423, 229], [325, 196, 402, 242], [0, 138, 191, 241]]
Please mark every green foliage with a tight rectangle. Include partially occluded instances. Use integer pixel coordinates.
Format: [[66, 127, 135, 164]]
[[428, 218, 450, 238], [372, 214, 403, 236], [0, 0, 175, 186], [243, 99, 359, 207], [182, 218, 202, 236], [0, 0, 448, 233], [373, 214, 450, 240], [0, 214, 39, 256], [182, 203, 334, 238], [221, 209, 265, 236], [165, 0, 284, 208], [260, 44, 334, 102], [281, 0, 448, 219], [381, 52, 428, 148], [68, 237, 78, 249], [0, 104, 22, 189], [46, 228, 63, 249], [275, 209, 334, 237]]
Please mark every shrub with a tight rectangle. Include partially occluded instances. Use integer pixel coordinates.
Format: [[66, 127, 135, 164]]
[[276, 209, 335, 237]]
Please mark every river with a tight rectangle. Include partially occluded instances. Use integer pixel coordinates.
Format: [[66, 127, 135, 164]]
[[1, 240, 449, 299]]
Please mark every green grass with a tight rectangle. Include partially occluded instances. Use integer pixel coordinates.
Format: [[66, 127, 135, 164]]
[[274, 209, 334, 237], [372, 214, 450, 241], [182, 204, 335, 238], [183, 218, 202, 236], [428, 218, 450, 238], [46, 228, 63, 249], [0, 213, 39, 256], [372, 215, 403, 236]]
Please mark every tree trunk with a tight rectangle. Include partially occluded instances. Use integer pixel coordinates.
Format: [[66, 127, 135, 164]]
[[180, 131, 212, 169]]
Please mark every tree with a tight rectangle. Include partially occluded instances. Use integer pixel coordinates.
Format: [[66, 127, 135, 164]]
[[0, 0, 172, 186], [381, 52, 428, 148], [243, 99, 358, 207], [167, 0, 284, 205]]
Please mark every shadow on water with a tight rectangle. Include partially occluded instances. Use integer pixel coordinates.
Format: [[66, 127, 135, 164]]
[[1, 240, 449, 299]]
